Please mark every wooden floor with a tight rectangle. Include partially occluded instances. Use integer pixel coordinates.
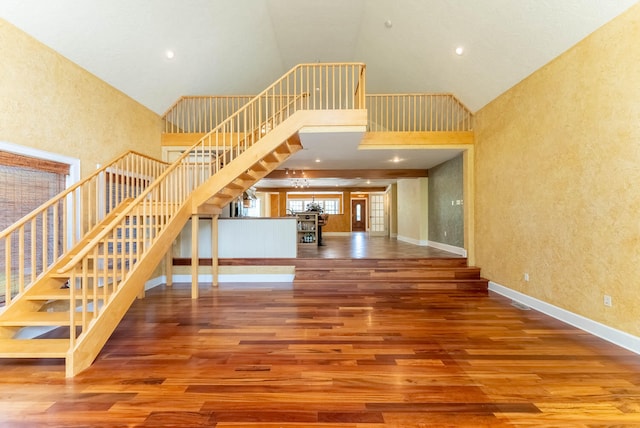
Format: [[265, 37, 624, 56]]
[[1, 235, 640, 427], [298, 233, 462, 259]]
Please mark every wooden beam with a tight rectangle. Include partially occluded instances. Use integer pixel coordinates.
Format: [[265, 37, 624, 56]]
[[360, 131, 474, 148], [191, 215, 199, 299], [254, 186, 388, 193], [165, 248, 173, 287], [211, 215, 219, 287], [263, 169, 428, 180]]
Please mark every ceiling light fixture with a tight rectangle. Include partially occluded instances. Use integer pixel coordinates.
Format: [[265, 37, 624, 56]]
[[285, 169, 309, 188], [384, 20, 392, 28], [455, 46, 464, 56], [315, 158, 321, 163], [165, 50, 175, 59]]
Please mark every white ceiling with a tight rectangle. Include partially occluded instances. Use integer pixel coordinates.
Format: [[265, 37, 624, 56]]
[[1, 0, 637, 189]]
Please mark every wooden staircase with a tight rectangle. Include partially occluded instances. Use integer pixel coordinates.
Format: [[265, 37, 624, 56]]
[[0, 63, 367, 377]]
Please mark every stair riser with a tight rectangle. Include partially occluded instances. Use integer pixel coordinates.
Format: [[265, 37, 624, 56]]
[[214, 257, 469, 269], [294, 269, 482, 281]]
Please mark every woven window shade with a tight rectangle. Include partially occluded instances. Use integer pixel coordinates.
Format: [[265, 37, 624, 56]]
[[0, 152, 68, 303]]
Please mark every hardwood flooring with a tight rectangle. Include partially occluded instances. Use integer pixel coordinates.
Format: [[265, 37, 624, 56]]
[[1, 235, 640, 427], [297, 233, 461, 259]]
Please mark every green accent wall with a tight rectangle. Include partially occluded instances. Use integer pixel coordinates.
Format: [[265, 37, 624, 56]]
[[428, 154, 463, 247]]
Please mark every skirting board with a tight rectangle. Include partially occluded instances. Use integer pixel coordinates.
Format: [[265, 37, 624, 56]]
[[323, 232, 352, 236], [148, 274, 295, 286], [427, 240, 467, 257], [397, 235, 428, 246], [489, 281, 640, 355]]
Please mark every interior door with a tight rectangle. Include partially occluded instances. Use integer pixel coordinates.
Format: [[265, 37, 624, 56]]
[[351, 199, 366, 232], [369, 193, 386, 236]]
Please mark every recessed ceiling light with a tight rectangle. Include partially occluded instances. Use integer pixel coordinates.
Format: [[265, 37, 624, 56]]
[[455, 46, 464, 56], [391, 157, 402, 163], [315, 158, 321, 163], [165, 50, 175, 59], [384, 20, 392, 28]]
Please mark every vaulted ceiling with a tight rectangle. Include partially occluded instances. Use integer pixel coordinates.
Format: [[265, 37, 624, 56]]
[[1, 0, 637, 188], [1, 0, 635, 114]]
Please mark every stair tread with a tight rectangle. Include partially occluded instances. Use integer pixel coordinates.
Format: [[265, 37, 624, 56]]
[[25, 288, 104, 301], [0, 311, 94, 327], [0, 338, 69, 358]]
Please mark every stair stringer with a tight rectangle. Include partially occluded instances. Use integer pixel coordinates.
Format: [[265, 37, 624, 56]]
[[64, 125, 308, 376], [62, 112, 307, 375], [0, 199, 136, 338], [65, 201, 193, 377]]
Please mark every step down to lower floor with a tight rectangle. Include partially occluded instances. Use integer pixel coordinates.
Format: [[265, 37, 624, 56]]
[[293, 266, 483, 281], [0, 338, 68, 358]]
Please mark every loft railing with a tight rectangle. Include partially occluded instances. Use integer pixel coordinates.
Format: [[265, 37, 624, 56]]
[[162, 64, 367, 135], [163, 91, 471, 136], [368, 93, 473, 132], [58, 63, 366, 346], [0, 151, 169, 306], [162, 95, 254, 133]]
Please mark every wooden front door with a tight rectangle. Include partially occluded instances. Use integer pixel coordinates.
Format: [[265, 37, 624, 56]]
[[351, 199, 366, 232]]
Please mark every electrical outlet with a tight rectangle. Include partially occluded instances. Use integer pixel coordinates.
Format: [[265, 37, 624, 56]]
[[604, 295, 612, 307], [524, 273, 529, 282]]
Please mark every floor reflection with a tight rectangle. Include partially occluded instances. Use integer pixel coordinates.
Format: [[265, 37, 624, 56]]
[[297, 232, 461, 259]]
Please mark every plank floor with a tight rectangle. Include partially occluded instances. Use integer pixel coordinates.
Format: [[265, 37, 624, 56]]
[[297, 233, 462, 259], [1, 235, 640, 427]]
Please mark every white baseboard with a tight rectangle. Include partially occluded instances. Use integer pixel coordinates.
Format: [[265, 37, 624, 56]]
[[427, 240, 467, 257], [489, 281, 640, 355], [145, 276, 166, 290], [169, 274, 295, 283], [397, 235, 429, 246]]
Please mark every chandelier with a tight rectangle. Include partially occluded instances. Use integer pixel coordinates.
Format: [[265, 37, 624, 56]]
[[285, 168, 310, 188]]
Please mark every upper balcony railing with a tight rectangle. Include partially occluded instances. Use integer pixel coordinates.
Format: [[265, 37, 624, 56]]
[[163, 64, 366, 135], [163, 96, 254, 134], [162, 91, 472, 136], [366, 93, 473, 132]]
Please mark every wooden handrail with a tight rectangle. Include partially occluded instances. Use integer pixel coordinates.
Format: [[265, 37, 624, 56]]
[[366, 93, 474, 132], [162, 95, 256, 133], [163, 91, 473, 136], [1, 151, 168, 306]]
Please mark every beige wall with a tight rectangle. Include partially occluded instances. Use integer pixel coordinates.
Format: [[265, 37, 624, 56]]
[[0, 19, 162, 177], [397, 178, 428, 244], [475, 4, 640, 336]]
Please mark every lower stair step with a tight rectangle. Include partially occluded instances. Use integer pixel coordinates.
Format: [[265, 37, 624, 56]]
[[0, 338, 68, 358], [25, 287, 105, 301], [0, 311, 93, 327], [294, 267, 482, 281]]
